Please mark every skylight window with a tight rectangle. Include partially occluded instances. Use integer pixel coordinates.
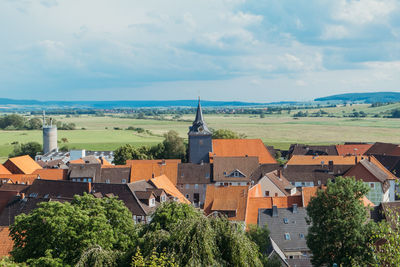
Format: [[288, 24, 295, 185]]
[[283, 218, 289, 224], [284, 233, 291, 240]]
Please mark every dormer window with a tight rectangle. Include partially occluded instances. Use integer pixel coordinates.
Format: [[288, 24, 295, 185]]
[[106, 179, 110, 184], [283, 218, 289, 224], [121, 179, 126, 184], [149, 198, 155, 207], [284, 233, 291, 240], [161, 195, 166, 202]]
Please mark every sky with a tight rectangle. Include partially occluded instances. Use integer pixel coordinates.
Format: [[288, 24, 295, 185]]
[[0, 0, 400, 102]]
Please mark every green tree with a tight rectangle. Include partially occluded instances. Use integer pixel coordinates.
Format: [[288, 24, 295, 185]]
[[212, 129, 246, 139], [9, 141, 42, 159], [0, 257, 26, 267], [0, 114, 26, 129], [131, 248, 176, 267], [161, 130, 186, 160], [76, 246, 119, 267], [306, 177, 375, 266], [371, 208, 400, 266], [10, 194, 137, 265], [26, 118, 42, 130]]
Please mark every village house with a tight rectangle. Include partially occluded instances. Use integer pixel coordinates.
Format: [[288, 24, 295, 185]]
[[213, 156, 259, 187]]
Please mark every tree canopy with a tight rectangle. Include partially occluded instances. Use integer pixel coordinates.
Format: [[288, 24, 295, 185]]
[[306, 177, 375, 266], [211, 129, 246, 139], [9, 141, 42, 159], [9, 194, 137, 265]]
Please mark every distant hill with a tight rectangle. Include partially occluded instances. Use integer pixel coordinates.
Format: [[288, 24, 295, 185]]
[[0, 98, 266, 109], [315, 92, 400, 103]]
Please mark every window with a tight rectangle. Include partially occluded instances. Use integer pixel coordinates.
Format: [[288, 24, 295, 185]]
[[186, 194, 190, 200], [199, 139, 204, 145], [205, 173, 210, 179], [150, 198, 155, 207], [195, 184, 199, 189], [121, 179, 127, 184], [299, 233, 305, 239], [370, 183, 375, 188], [88, 178, 92, 182], [161, 195, 166, 202], [83, 178, 87, 182], [318, 180, 321, 185], [302, 182, 305, 186], [275, 193, 278, 197], [284, 233, 291, 240], [72, 178, 76, 182], [223, 171, 227, 176], [180, 184, 183, 189], [181, 173, 184, 177], [185, 184, 190, 189], [265, 191, 270, 196], [283, 218, 289, 224], [106, 179, 110, 184]]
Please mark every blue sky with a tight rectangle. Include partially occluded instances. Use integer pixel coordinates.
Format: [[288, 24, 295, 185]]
[[0, 0, 399, 102]]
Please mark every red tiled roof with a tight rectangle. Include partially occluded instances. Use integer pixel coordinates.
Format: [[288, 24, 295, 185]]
[[0, 174, 39, 185], [210, 139, 277, 164], [32, 169, 67, 180], [0, 227, 13, 257], [127, 159, 181, 185], [336, 144, 373, 156], [4, 155, 42, 174]]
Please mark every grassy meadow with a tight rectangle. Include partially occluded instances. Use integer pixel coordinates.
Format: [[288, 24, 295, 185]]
[[1, 103, 400, 162]]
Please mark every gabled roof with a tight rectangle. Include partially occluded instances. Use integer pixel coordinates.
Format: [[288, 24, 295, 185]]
[[262, 170, 297, 197], [249, 163, 281, 183], [0, 227, 13, 257], [127, 159, 181, 185], [25, 179, 91, 199], [32, 169, 67, 180], [210, 139, 277, 164], [281, 165, 349, 185], [68, 163, 101, 180], [213, 156, 259, 182], [0, 164, 11, 175], [177, 163, 212, 184], [287, 155, 358, 165], [365, 142, 400, 156], [336, 144, 373, 156], [150, 175, 190, 204], [204, 185, 249, 221], [4, 155, 42, 174], [99, 166, 131, 183]]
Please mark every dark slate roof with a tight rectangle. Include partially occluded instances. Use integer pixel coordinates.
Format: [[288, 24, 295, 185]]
[[258, 207, 309, 253], [99, 167, 131, 183], [188, 98, 211, 135], [37, 159, 66, 169], [25, 179, 90, 199], [282, 165, 352, 185], [68, 163, 101, 180], [91, 183, 147, 216], [373, 155, 400, 177], [0, 184, 29, 192], [365, 142, 400, 156], [135, 191, 154, 200], [250, 164, 281, 183], [288, 144, 338, 157], [213, 156, 259, 182], [177, 163, 212, 184]]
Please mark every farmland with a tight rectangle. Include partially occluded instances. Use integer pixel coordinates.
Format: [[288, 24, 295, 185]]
[[1, 103, 400, 162]]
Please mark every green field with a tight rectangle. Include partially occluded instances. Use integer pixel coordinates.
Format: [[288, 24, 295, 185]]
[[1, 103, 400, 162]]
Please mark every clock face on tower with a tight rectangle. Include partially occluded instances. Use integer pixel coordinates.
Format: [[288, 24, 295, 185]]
[[198, 126, 204, 132]]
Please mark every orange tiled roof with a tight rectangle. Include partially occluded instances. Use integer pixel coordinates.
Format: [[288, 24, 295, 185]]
[[69, 159, 86, 164], [127, 159, 181, 185], [0, 164, 11, 175], [245, 195, 303, 226], [287, 155, 358, 165], [363, 196, 374, 207], [150, 174, 190, 204], [248, 184, 263, 198], [6, 155, 42, 174], [210, 139, 277, 164], [204, 185, 249, 221], [32, 169, 67, 180], [0, 227, 13, 257], [0, 174, 38, 185], [336, 144, 373, 156]]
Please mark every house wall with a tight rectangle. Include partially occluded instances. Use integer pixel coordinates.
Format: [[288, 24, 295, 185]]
[[258, 176, 286, 197], [388, 179, 396, 202], [214, 181, 250, 186], [292, 181, 314, 187], [365, 182, 384, 205], [178, 183, 208, 207]]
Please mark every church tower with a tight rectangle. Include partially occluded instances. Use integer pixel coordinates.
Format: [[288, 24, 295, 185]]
[[188, 98, 212, 164]]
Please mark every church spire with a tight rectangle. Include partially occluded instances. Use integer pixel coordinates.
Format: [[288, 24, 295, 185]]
[[189, 97, 211, 135]]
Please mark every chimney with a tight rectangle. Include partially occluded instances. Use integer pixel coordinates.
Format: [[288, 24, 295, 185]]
[[368, 156, 371, 162], [152, 173, 155, 178], [355, 156, 358, 164], [20, 193, 25, 200], [292, 204, 298, 213], [100, 156, 104, 165], [328, 160, 334, 172], [272, 205, 278, 217], [277, 169, 281, 178], [87, 182, 92, 193], [200, 160, 204, 165]]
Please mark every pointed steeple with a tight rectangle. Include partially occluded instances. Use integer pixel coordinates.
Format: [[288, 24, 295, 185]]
[[189, 97, 211, 135]]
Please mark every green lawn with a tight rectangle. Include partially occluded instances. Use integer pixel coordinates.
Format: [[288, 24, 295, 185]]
[[1, 110, 400, 162]]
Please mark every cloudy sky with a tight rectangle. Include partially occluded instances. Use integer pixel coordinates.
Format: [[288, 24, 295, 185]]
[[1, 0, 399, 102]]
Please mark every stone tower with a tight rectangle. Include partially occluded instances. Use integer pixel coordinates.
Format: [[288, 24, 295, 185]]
[[188, 98, 212, 164], [42, 111, 58, 154]]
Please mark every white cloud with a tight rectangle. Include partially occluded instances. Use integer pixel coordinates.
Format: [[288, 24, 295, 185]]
[[321, 25, 349, 40]]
